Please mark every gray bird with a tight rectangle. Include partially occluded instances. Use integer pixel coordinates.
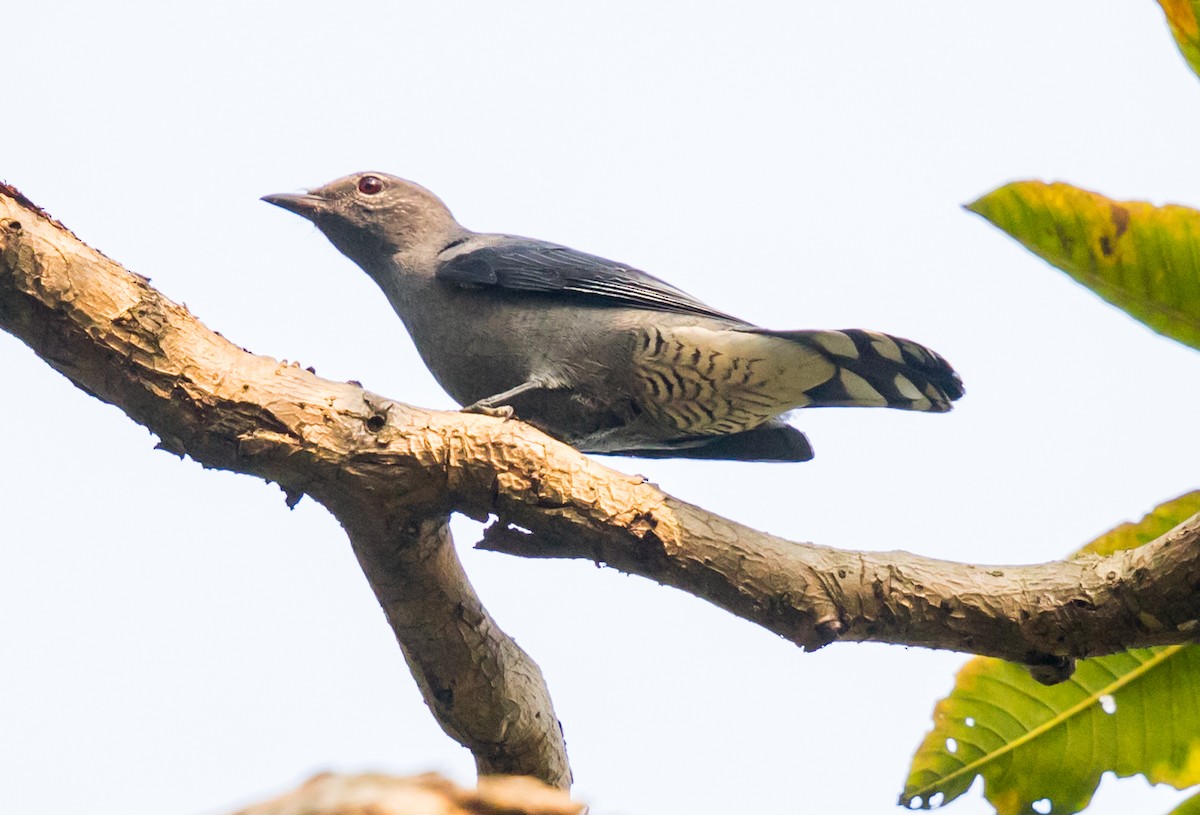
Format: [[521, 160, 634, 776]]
[[263, 172, 963, 462]]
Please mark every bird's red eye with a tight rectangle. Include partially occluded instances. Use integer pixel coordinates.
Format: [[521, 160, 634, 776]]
[[358, 175, 384, 195]]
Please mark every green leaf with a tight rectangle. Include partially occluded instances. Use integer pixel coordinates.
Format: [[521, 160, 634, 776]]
[[901, 492, 1200, 814], [1169, 788, 1200, 815], [967, 181, 1200, 352], [1159, 0, 1200, 80]]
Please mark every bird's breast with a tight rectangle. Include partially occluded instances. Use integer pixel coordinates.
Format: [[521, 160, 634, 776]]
[[389, 284, 640, 408]]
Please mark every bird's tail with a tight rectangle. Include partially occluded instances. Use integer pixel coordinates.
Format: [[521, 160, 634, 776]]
[[752, 328, 964, 412]]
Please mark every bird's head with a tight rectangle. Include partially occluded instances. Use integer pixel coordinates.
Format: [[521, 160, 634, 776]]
[[262, 172, 465, 269]]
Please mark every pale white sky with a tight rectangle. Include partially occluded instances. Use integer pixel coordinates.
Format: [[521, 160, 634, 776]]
[[3, 3, 1198, 814]]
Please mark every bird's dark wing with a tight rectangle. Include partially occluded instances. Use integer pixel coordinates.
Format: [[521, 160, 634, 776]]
[[598, 421, 815, 462], [436, 237, 741, 321]]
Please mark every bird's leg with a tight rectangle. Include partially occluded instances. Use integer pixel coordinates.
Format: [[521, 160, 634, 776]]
[[461, 379, 549, 419]]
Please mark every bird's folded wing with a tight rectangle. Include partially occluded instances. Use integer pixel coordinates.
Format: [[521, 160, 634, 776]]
[[435, 237, 741, 321]]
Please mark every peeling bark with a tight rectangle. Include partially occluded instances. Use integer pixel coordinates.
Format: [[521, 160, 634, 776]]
[[2, 185, 1199, 785]]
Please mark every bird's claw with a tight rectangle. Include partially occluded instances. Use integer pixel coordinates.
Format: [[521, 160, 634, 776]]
[[462, 403, 515, 420]]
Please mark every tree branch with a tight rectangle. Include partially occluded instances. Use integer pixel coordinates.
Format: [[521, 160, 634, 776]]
[[480, 504, 1200, 682], [3, 184, 1199, 789]]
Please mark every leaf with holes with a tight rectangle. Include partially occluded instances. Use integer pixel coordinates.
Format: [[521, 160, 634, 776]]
[[967, 181, 1200, 352], [901, 492, 1200, 814], [1159, 0, 1200, 80]]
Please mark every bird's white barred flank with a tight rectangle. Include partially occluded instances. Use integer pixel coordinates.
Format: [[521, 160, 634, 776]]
[[634, 326, 961, 436]]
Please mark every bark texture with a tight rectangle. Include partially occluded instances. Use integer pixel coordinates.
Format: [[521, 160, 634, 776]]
[[0, 185, 570, 788], [3, 184, 1200, 782]]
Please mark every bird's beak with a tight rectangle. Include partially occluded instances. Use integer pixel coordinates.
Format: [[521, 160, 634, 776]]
[[261, 192, 327, 220]]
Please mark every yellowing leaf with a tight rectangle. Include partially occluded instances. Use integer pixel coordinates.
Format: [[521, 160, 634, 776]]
[[902, 492, 1200, 813], [967, 181, 1200, 352], [1079, 491, 1200, 557], [1159, 0, 1200, 80]]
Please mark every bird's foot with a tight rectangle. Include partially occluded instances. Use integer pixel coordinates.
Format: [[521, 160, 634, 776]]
[[461, 402, 515, 420]]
